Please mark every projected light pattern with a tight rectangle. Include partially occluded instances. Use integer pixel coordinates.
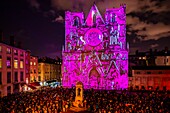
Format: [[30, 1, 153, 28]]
[[62, 4, 128, 90]]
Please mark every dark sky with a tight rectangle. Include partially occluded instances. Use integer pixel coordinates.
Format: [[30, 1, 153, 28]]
[[0, 0, 170, 58]]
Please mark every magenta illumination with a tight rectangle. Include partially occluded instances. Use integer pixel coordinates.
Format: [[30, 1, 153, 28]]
[[62, 4, 128, 90]]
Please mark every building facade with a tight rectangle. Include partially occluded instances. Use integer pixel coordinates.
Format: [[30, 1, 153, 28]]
[[129, 48, 170, 90], [0, 42, 29, 97], [129, 66, 170, 90], [38, 57, 61, 85], [30, 56, 38, 82], [155, 56, 170, 66], [62, 4, 128, 90]]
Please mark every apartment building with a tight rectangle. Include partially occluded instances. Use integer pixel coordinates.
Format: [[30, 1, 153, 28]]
[[129, 48, 170, 90], [30, 56, 38, 82], [0, 38, 30, 97], [129, 66, 170, 90], [38, 57, 61, 86]]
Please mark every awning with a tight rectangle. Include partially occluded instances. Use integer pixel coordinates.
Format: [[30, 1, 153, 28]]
[[46, 80, 56, 84], [27, 84, 37, 90], [20, 82, 26, 87], [29, 82, 41, 86]]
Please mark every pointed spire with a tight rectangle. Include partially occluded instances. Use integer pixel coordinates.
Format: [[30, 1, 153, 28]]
[[93, 1, 96, 5], [62, 45, 65, 52], [85, 4, 104, 26]]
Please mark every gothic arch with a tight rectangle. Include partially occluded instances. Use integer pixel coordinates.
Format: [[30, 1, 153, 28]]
[[73, 16, 80, 27], [89, 67, 100, 77]]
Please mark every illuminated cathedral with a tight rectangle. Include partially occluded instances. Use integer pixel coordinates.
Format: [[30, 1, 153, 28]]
[[62, 4, 128, 90]]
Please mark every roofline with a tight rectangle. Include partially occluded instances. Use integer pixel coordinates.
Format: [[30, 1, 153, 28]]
[[0, 42, 28, 51]]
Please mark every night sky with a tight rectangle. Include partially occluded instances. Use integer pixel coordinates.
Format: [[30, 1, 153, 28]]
[[0, 0, 170, 58]]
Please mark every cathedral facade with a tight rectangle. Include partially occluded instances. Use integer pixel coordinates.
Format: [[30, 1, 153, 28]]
[[62, 4, 128, 90]]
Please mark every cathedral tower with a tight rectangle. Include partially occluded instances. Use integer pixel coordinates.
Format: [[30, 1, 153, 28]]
[[62, 4, 128, 90]]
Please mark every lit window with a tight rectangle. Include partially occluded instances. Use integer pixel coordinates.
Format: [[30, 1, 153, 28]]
[[7, 57, 11, 68], [0, 46, 2, 52], [30, 62, 32, 65], [6, 48, 11, 54], [0, 56, 2, 68], [14, 59, 18, 69], [14, 50, 18, 55], [34, 62, 36, 65], [143, 57, 146, 60], [20, 60, 24, 68]]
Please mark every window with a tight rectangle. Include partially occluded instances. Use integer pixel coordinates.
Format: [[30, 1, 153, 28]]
[[14, 49, 18, 55], [6, 48, 11, 54], [34, 69, 36, 73], [7, 57, 11, 68], [30, 69, 33, 74], [7, 72, 11, 83], [14, 59, 18, 68], [136, 71, 140, 74], [20, 60, 24, 68], [34, 62, 36, 65], [20, 51, 24, 56], [0, 56, 2, 68], [0, 46, 1, 52], [164, 59, 166, 64], [30, 62, 32, 65], [147, 71, 151, 74], [158, 71, 162, 74], [73, 17, 79, 26], [14, 72, 18, 82], [26, 69, 29, 74], [13, 84, 19, 93], [38, 76, 41, 81], [20, 72, 24, 81], [0, 72, 2, 84], [26, 60, 28, 64], [7, 86, 11, 96]]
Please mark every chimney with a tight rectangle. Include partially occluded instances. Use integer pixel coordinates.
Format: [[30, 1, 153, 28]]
[[0, 30, 3, 42], [135, 50, 139, 55], [10, 35, 15, 46], [17, 41, 22, 48]]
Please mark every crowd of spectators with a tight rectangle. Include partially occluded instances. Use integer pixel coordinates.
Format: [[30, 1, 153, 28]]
[[0, 87, 169, 113]]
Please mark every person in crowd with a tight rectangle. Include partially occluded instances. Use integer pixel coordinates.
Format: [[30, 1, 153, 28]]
[[0, 86, 169, 113]]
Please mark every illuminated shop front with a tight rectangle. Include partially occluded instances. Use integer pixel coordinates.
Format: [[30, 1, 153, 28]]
[[62, 4, 128, 90]]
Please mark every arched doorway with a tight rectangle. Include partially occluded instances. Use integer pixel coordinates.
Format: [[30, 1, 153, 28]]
[[88, 67, 100, 89]]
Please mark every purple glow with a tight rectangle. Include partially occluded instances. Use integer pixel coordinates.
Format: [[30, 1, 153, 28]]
[[62, 4, 128, 90]]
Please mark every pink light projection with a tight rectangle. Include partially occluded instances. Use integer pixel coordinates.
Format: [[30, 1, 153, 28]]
[[62, 4, 128, 90]]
